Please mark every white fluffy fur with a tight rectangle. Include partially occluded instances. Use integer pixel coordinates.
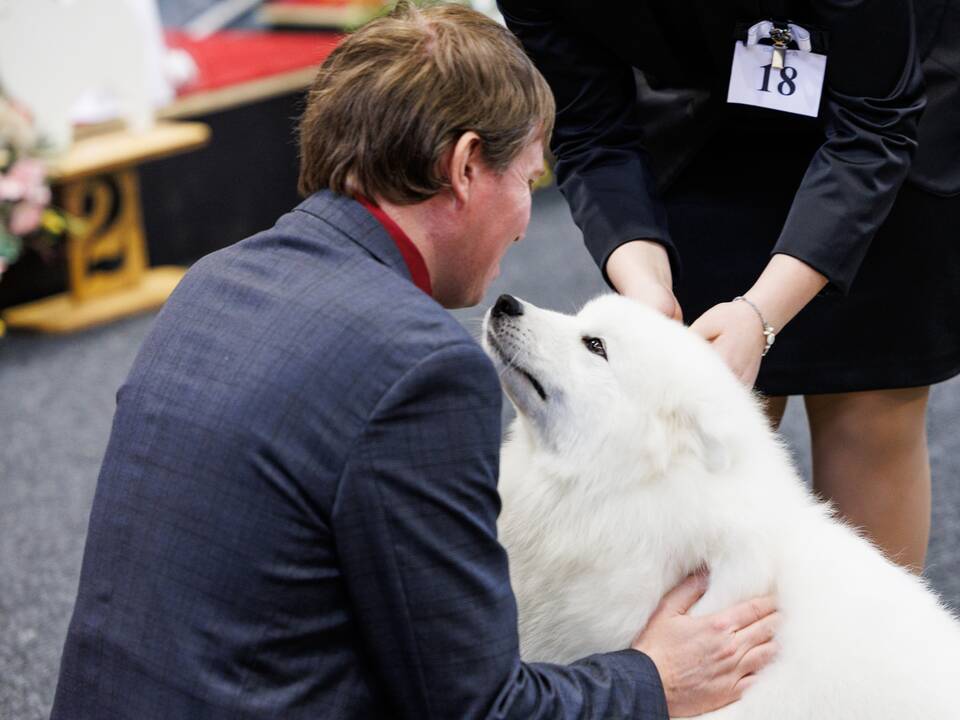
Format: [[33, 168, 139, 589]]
[[482, 294, 960, 720]]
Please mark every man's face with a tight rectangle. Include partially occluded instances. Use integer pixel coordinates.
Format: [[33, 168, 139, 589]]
[[444, 140, 545, 308]]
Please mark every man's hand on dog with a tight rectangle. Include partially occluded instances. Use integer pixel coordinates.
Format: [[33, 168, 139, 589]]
[[632, 572, 780, 717]]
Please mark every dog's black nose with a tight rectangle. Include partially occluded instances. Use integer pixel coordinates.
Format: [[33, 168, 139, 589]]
[[492, 294, 523, 318]]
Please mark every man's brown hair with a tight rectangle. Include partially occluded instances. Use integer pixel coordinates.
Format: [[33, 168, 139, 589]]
[[298, 1, 554, 203]]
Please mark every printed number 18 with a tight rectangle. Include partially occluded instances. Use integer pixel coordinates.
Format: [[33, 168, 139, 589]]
[[759, 63, 798, 96]]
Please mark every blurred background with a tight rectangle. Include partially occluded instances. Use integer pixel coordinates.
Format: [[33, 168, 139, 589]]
[[1, 2, 957, 719]]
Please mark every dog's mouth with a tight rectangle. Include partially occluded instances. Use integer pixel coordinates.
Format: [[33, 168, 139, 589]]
[[486, 331, 547, 402]]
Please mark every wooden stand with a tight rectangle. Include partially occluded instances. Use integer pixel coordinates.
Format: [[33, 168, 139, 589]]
[[2, 122, 210, 334], [258, 0, 383, 29]]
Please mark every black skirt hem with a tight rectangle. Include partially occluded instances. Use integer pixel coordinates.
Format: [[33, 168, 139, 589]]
[[756, 351, 960, 397]]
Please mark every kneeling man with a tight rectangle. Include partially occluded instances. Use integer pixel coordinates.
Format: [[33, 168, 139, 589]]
[[51, 3, 776, 718]]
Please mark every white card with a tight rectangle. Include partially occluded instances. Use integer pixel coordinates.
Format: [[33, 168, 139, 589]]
[[727, 41, 827, 118]]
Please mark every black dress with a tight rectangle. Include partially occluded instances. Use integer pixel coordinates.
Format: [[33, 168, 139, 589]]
[[664, 115, 960, 395], [500, 0, 960, 395]]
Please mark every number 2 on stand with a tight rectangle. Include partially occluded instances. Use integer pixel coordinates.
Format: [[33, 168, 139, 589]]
[[759, 63, 798, 96]]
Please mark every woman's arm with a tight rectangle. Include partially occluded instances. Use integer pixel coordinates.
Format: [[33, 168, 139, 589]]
[[770, 0, 925, 294], [694, 0, 925, 385], [498, 0, 679, 291]]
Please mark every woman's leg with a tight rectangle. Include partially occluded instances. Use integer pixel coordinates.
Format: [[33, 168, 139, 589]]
[[804, 387, 931, 573], [760, 395, 788, 429]]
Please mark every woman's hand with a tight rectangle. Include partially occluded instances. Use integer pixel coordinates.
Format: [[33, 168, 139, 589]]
[[690, 300, 767, 387], [623, 277, 683, 321], [606, 240, 683, 321], [691, 254, 830, 387]]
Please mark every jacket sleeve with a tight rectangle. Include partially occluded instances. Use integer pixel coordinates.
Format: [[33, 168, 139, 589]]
[[498, 0, 678, 288], [773, 0, 927, 293], [332, 341, 669, 720]]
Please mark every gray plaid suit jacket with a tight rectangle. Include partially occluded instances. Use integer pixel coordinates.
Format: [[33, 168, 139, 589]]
[[51, 191, 668, 719]]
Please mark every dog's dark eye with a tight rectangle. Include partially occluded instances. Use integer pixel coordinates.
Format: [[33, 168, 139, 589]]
[[582, 336, 607, 360]]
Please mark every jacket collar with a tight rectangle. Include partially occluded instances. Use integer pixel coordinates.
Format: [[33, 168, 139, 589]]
[[356, 196, 432, 296], [294, 190, 413, 284]]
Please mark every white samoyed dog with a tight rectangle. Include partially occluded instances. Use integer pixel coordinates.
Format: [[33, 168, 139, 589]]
[[482, 293, 960, 720]]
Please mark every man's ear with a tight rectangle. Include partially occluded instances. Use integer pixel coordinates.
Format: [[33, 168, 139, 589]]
[[446, 131, 483, 206]]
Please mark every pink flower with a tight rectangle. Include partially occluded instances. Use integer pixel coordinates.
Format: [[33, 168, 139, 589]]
[[9, 201, 43, 236], [9, 157, 46, 187], [0, 172, 23, 201], [25, 183, 51, 206], [0, 158, 47, 202]]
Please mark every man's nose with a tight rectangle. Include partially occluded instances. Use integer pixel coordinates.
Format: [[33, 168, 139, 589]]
[[492, 294, 524, 318]]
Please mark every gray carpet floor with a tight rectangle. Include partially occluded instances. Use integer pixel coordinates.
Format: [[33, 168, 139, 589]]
[[2, 187, 958, 719]]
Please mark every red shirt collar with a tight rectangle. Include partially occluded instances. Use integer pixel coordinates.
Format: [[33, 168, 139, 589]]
[[357, 196, 432, 297]]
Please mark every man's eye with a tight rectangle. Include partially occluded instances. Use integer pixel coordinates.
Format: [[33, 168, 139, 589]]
[[582, 336, 607, 360]]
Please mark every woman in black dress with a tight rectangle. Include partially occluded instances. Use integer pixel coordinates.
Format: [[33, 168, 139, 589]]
[[500, 0, 960, 572]]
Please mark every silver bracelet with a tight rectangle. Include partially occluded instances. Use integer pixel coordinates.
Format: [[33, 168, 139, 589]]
[[733, 296, 776, 357]]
